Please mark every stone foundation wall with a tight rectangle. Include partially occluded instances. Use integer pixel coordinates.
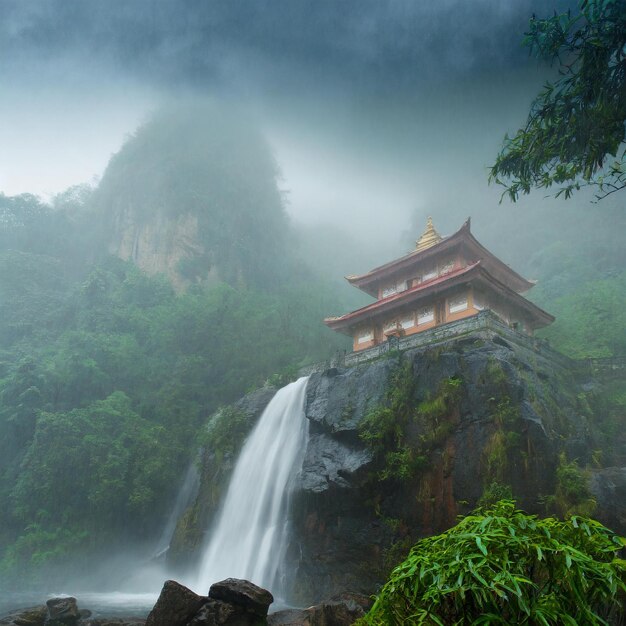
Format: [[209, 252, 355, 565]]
[[344, 310, 571, 368]]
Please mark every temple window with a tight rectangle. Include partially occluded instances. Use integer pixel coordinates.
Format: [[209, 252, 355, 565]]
[[448, 294, 468, 314], [356, 329, 374, 344], [417, 306, 434, 324], [381, 279, 407, 298], [400, 315, 415, 330]]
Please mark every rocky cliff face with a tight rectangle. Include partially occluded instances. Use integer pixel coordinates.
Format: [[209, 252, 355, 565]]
[[289, 333, 594, 603], [173, 329, 624, 606], [108, 208, 216, 292]]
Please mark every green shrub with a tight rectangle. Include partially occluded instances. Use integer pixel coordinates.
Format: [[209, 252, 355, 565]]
[[358, 500, 625, 625], [359, 363, 462, 482], [201, 405, 253, 463]]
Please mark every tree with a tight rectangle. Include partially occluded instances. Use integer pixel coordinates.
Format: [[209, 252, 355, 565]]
[[358, 500, 626, 625], [490, 0, 626, 201]]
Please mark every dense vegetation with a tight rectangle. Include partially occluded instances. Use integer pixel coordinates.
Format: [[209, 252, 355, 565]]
[[0, 97, 623, 591], [490, 0, 626, 201], [359, 500, 625, 626], [0, 103, 351, 586]]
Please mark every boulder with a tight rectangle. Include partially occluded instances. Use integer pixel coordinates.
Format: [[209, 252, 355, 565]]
[[0, 602, 143, 626], [266, 609, 309, 626], [185, 599, 241, 626], [0, 606, 47, 626], [208, 579, 273, 618], [145, 580, 206, 626], [267, 593, 370, 626], [45, 597, 80, 625]]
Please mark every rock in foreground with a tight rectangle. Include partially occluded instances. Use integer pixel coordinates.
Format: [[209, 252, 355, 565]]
[[268, 593, 371, 626], [146, 578, 273, 626], [0, 599, 133, 626], [0, 606, 47, 626], [46, 596, 84, 625], [208, 578, 273, 618], [145, 581, 205, 626]]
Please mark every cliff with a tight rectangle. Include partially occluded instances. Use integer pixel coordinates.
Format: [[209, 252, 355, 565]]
[[108, 208, 216, 291], [172, 326, 625, 605], [96, 102, 289, 292]]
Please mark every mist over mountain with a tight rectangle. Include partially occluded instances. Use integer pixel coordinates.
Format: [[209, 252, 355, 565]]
[[0, 0, 624, 619]]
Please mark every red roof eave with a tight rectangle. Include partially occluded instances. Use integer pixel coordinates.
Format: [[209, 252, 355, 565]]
[[325, 261, 554, 332], [345, 219, 534, 295], [345, 219, 470, 289], [325, 262, 479, 329]]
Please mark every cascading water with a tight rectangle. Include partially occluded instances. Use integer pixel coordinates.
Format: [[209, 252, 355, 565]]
[[153, 461, 200, 559], [195, 376, 310, 600]]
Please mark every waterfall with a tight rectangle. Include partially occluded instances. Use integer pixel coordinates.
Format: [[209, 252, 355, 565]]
[[195, 376, 310, 599], [153, 462, 200, 559]]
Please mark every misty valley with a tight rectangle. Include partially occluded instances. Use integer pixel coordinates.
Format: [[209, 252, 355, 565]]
[[1, 1, 625, 625]]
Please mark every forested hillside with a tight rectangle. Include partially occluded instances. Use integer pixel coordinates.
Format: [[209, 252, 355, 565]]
[[0, 103, 351, 586], [0, 100, 624, 590]]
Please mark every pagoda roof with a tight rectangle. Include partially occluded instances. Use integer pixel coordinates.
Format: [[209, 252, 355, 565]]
[[325, 261, 554, 334], [346, 219, 534, 296]]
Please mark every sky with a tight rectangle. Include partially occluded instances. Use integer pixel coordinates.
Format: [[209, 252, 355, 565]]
[[0, 0, 580, 246]]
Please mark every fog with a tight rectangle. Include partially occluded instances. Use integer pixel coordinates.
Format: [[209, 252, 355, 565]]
[[3, 0, 624, 613], [1, 0, 580, 251]]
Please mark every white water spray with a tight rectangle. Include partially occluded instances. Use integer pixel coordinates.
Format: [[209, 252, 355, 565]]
[[195, 376, 309, 598], [153, 461, 200, 559]]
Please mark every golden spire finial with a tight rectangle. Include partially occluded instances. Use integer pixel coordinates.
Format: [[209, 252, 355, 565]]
[[415, 216, 442, 251]]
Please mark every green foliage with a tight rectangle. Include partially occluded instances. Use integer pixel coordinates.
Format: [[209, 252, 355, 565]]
[[0, 102, 356, 582], [0, 524, 89, 583], [478, 482, 514, 508], [537, 271, 626, 358], [585, 379, 626, 467], [12, 392, 174, 529], [485, 357, 508, 388], [0, 251, 71, 345], [549, 453, 597, 519], [202, 405, 254, 464], [416, 377, 463, 451], [0, 252, 348, 582], [491, 0, 626, 201], [359, 365, 462, 482], [479, 360, 522, 486], [266, 363, 300, 388], [482, 394, 521, 481], [358, 500, 626, 626]]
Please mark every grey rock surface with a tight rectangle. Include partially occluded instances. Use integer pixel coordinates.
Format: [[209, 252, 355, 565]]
[[208, 579, 273, 618], [267, 593, 370, 626], [45, 597, 81, 626], [289, 333, 594, 603], [145, 580, 206, 626], [0, 606, 47, 626], [184, 329, 615, 606], [590, 466, 626, 532]]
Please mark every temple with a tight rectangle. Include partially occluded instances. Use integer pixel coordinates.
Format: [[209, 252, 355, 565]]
[[325, 218, 554, 353]]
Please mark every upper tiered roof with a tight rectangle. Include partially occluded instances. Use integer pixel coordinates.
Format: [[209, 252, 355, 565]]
[[345, 218, 534, 297]]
